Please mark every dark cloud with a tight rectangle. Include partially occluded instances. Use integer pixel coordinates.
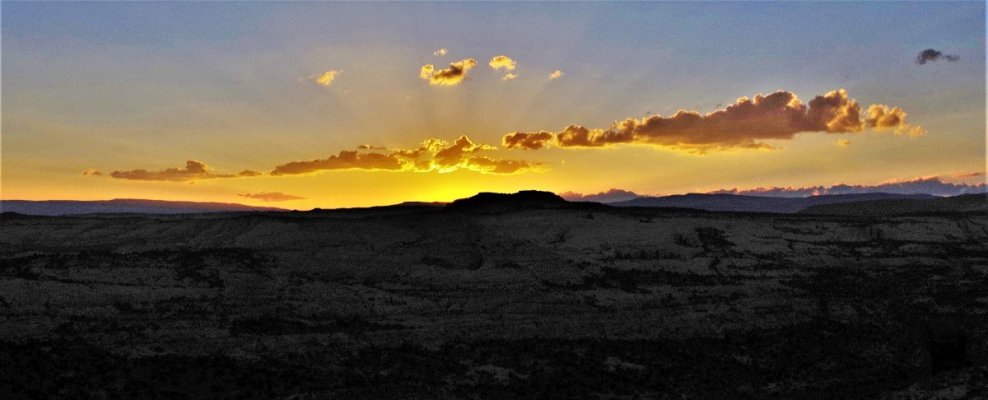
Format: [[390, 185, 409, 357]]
[[270, 151, 404, 175], [237, 192, 305, 202], [503, 89, 923, 152], [711, 176, 986, 197], [419, 58, 478, 86], [82, 168, 103, 176], [559, 189, 640, 203], [915, 49, 960, 65], [270, 135, 540, 176], [238, 170, 263, 177], [108, 160, 244, 182], [503, 131, 554, 150]]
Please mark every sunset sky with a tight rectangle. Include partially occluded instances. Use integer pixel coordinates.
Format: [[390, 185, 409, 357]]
[[2, 2, 985, 209]]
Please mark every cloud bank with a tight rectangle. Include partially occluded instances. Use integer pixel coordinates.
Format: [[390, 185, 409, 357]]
[[420, 58, 477, 86], [106, 160, 258, 182], [502, 89, 923, 152], [270, 135, 540, 176]]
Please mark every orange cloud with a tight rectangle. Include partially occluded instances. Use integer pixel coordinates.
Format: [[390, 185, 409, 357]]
[[237, 192, 305, 202], [107, 160, 249, 182], [835, 139, 851, 148], [270, 152, 404, 175], [270, 135, 540, 176], [502, 89, 921, 153], [548, 70, 564, 80], [82, 168, 103, 176], [419, 58, 477, 86]]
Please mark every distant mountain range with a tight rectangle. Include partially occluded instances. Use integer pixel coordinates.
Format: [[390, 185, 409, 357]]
[[610, 192, 939, 213], [799, 193, 987, 215], [0, 199, 285, 216], [2, 191, 983, 216]]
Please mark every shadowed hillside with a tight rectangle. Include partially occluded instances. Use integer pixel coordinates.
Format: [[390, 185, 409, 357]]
[[1, 191, 986, 399]]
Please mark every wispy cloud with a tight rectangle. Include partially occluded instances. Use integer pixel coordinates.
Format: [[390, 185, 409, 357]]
[[502, 89, 923, 153], [308, 70, 342, 87], [82, 168, 103, 176], [834, 138, 851, 148], [237, 191, 305, 202], [548, 70, 564, 80], [433, 48, 448, 56], [559, 188, 639, 203], [419, 58, 477, 86], [712, 176, 986, 197]]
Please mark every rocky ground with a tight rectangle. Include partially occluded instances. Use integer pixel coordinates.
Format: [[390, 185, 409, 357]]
[[1, 204, 986, 399]]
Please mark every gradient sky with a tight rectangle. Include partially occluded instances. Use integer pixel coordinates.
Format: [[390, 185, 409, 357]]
[[2, 2, 985, 209]]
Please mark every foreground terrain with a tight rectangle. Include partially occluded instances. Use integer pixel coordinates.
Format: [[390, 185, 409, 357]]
[[1, 195, 987, 399]]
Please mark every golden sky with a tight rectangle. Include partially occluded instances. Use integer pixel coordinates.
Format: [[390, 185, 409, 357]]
[[2, 2, 985, 209]]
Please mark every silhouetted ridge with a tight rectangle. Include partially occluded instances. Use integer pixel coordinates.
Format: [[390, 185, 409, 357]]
[[613, 192, 936, 213], [445, 190, 600, 213], [0, 199, 284, 215], [799, 193, 987, 215]]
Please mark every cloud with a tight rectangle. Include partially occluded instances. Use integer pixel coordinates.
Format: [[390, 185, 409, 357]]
[[308, 70, 342, 87], [711, 176, 986, 197], [548, 70, 564, 80], [270, 135, 540, 176], [107, 160, 245, 182], [559, 189, 639, 203], [270, 151, 404, 175], [502, 89, 922, 153], [238, 170, 263, 177], [953, 171, 984, 179], [489, 55, 517, 71], [357, 144, 387, 150], [433, 48, 448, 56], [82, 168, 103, 176], [502, 73, 518, 81], [835, 138, 851, 148], [503, 131, 554, 150], [419, 58, 477, 86], [237, 192, 305, 202], [915, 49, 960, 65]]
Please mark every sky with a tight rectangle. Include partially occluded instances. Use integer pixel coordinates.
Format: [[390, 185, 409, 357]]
[[2, 2, 985, 209]]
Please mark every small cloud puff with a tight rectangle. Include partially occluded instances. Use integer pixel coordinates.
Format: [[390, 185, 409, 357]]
[[433, 48, 448, 56], [308, 70, 342, 87], [548, 70, 564, 80], [419, 58, 478, 86], [489, 55, 517, 71], [834, 139, 851, 148]]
